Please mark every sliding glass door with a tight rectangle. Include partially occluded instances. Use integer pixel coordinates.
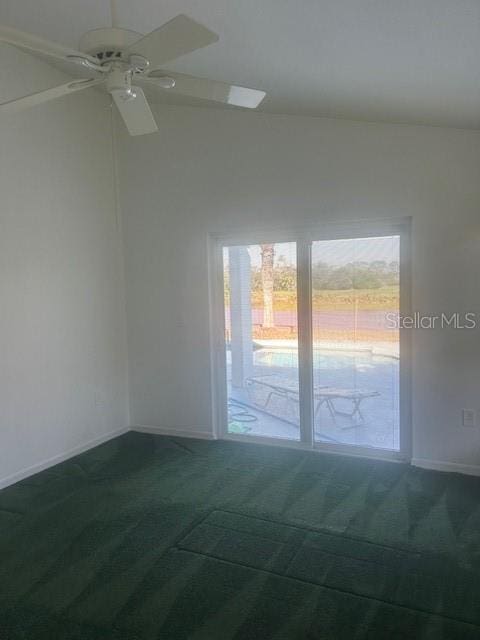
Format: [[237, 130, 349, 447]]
[[223, 242, 300, 440], [217, 225, 408, 459], [311, 236, 400, 450]]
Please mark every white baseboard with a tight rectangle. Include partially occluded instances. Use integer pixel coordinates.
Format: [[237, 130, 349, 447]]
[[0, 426, 129, 490], [412, 457, 480, 477], [132, 425, 215, 441], [2, 429, 478, 491]]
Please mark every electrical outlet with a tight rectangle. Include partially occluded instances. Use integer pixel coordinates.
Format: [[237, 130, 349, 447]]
[[462, 409, 476, 428], [94, 392, 105, 408]]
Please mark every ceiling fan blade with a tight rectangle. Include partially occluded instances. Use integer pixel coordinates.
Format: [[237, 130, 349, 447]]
[[142, 72, 266, 109], [0, 24, 102, 73], [127, 14, 218, 68], [0, 78, 104, 115], [111, 86, 158, 136]]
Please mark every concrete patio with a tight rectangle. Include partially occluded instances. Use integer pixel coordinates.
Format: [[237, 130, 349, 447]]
[[227, 347, 399, 450]]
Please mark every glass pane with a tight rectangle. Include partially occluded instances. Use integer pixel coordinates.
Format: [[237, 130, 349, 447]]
[[311, 236, 400, 451], [223, 242, 300, 440]]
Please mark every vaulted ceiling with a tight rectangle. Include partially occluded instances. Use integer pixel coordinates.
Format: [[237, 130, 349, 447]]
[[1, 0, 480, 128]]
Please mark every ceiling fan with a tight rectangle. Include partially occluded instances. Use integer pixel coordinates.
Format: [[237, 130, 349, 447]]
[[0, 0, 266, 135]]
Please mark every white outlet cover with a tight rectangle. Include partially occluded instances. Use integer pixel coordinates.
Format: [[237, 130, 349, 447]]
[[462, 409, 476, 428]]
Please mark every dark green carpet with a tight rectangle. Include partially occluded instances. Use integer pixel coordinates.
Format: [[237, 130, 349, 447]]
[[1, 432, 480, 639]]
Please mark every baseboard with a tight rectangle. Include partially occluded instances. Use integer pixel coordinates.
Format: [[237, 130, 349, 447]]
[[3, 429, 477, 490], [0, 426, 129, 490], [132, 425, 215, 441], [412, 457, 480, 477]]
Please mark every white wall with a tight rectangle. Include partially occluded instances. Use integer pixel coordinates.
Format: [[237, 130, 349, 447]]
[[118, 104, 480, 472], [0, 45, 129, 486]]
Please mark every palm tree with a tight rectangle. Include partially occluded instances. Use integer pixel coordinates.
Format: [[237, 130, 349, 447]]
[[260, 244, 275, 327]]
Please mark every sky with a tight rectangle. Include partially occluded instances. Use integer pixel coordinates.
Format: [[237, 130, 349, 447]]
[[224, 236, 400, 268]]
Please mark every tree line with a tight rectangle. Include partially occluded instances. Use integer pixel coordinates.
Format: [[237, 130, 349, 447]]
[[224, 245, 399, 328], [248, 259, 399, 291]]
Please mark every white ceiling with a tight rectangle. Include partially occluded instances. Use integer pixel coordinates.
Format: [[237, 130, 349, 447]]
[[1, 0, 480, 128]]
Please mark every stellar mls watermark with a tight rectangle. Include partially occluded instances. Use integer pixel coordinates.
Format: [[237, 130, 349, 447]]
[[386, 312, 477, 330]]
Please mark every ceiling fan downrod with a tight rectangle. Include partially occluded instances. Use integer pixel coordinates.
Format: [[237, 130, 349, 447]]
[[110, 0, 119, 29]]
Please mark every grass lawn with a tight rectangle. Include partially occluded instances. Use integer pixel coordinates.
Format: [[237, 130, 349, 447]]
[[250, 286, 399, 312]]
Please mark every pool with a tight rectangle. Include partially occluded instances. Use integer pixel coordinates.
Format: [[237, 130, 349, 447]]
[[253, 348, 397, 370]]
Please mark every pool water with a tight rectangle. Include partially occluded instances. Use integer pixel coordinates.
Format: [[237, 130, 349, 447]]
[[254, 348, 396, 370]]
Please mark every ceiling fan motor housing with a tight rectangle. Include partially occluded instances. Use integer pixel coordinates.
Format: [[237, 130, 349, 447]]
[[79, 28, 143, 63], [106, 65, 136, 97]]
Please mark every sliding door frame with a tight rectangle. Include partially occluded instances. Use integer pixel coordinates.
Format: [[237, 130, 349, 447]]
[[209, 218, 411, 462], [296, 240, 314, 448]]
